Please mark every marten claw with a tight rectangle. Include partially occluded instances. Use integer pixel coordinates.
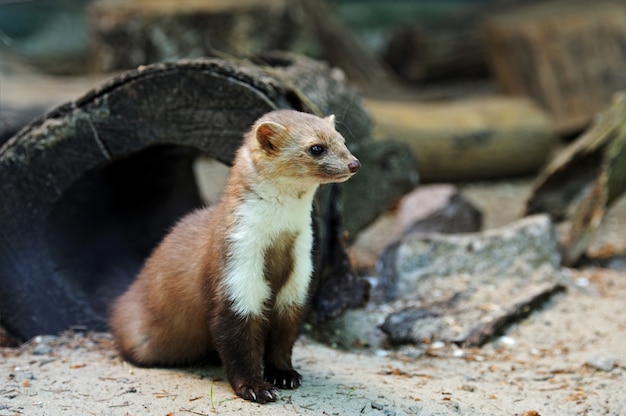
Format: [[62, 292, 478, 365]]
[[236, 382, 278, 404], [264, 368, 302, 389]]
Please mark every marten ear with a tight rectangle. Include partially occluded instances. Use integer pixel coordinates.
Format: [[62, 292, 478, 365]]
[[325, 114, 336, 126], [256, 121, 287, 154]]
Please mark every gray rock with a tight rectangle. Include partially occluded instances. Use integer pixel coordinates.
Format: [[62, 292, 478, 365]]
[[376, 215, 565, 346], [307, 305, 388, 350], [391, 214, 560, 295], [380, 308, 440, 345]]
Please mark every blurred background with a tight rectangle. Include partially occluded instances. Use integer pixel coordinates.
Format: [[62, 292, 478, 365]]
[[4, 0, 626, 177], [3, 0, 626, 249]]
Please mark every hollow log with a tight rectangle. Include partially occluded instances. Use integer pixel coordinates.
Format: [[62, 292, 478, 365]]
[[0, 55, 413, 340]]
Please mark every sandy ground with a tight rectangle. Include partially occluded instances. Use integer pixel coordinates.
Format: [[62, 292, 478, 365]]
[[1, 264, 625, 416]]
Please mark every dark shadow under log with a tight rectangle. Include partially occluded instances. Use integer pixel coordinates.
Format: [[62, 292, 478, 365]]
[[0, 55, 406, 340]]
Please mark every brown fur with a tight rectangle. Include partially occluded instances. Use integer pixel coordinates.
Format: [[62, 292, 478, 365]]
[[109, 110, 360, 404]]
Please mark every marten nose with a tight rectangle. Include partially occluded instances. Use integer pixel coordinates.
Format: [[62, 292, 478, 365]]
[[348, 159, 360, 173]]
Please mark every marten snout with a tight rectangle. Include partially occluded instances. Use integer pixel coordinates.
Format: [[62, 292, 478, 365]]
[[348, 159, 360, 173]]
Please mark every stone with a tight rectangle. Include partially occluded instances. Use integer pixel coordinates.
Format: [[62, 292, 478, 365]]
[[32, 343, 53, 356], [397, 184, 482, 235], [347, 184, 480, 275], [377, 214, 565, 346], [586, 356, 616, 372], [389, 214, 561, 295]]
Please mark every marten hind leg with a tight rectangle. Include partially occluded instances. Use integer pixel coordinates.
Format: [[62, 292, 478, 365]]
[[263, 308, 303, 389]]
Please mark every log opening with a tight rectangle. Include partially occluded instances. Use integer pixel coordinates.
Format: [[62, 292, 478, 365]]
[[44, 145, 206, 317]]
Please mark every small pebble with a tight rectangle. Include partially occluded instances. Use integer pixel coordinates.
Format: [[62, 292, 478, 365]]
[[371, 402, 384, 410], [11, 370, 35, 382], [383, 410, 396, 416], [452, 349, 465, 358], [401, 347, 424, 360], [575, 277, 590, 287], [587, 356, 615, 372], [499, 336, 516, 346], [32, 344, 53, 355], [33, 335, 58, 344], [430, 341, 445, 349]]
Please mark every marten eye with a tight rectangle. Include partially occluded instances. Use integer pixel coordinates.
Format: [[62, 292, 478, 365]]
[[309, 145, 326, 156]]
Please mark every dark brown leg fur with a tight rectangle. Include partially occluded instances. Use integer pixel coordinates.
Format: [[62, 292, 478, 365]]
[[213, 311, 278, 404], [263, 308, 303, 390]]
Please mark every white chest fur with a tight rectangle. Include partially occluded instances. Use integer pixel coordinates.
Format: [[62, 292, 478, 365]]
[[223, 185, 316, 318]]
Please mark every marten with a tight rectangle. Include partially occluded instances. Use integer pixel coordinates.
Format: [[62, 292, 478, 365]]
[[109, 110, 360, 404]]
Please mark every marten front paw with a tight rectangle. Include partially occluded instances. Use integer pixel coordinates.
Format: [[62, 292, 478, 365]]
[[234, 381, 278, 404], [264, 367, 302, 389]]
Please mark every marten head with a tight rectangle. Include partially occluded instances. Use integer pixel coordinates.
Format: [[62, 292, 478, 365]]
[[247, 110, 360, 187]]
